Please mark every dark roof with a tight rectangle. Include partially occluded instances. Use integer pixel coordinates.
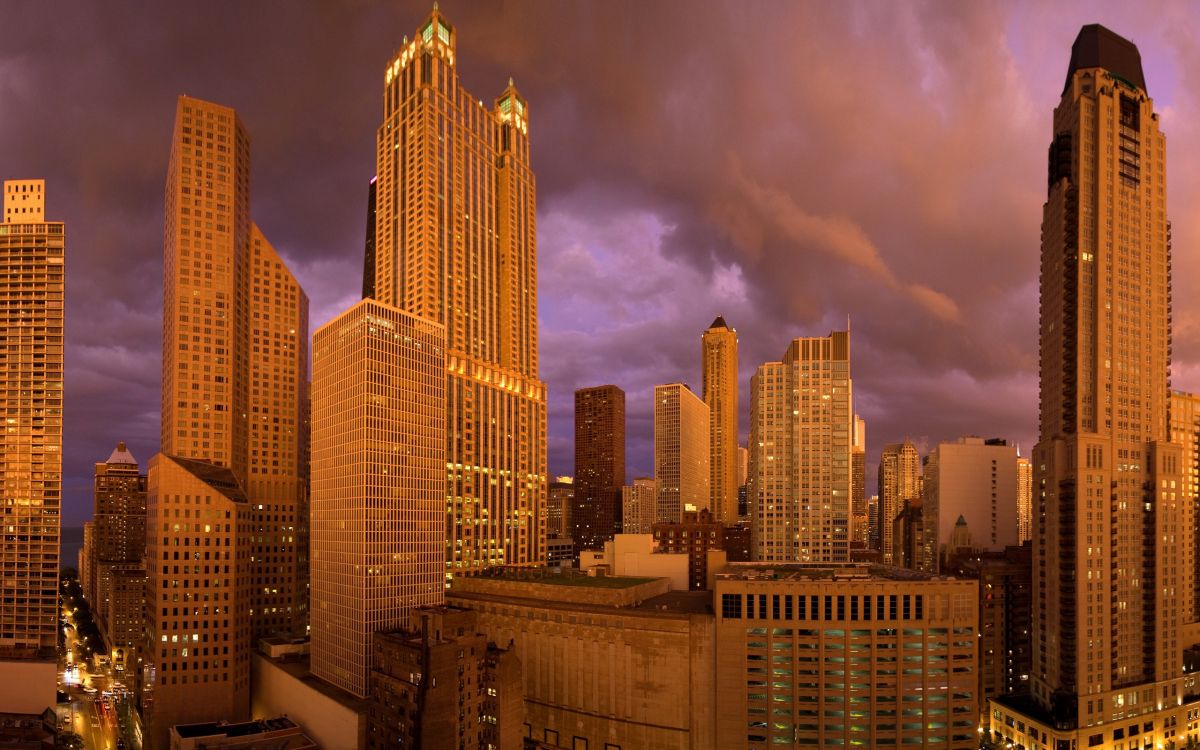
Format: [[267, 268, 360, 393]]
[[164, 455, 248, 503], [1065, 24, 1145, 94], [709, 316, 729, 330]]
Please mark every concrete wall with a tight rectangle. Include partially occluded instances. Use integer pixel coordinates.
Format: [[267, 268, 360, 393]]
[[0, 659, 56, 714], [449, 589, 715, 750], [450, 574, 670, 609], [250, 654, 364, 750]]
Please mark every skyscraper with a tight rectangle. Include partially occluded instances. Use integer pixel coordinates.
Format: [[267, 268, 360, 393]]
[[91, 442, 147, 670], [0, 179, 62, 715], [371, 8, 546, 575], [702, 316, 739, 523], [993, 25, 1189, 745], [748, 331, 852, 563], [146, 95, 309, 737], [851, 414, 868, 546], [1016, 455, 1032, 545], [654, 383, 710, 523], [573, 385, 625, 552], [922, 437, 1018, 570], [877, 441, 919, 565], [1170, 389, 1200, 624], [621, 477, 658, 535], [310, 299, 446, 698]]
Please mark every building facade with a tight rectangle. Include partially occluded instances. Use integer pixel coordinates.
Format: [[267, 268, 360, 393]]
[[621, 477, 658, 535], [877, 441, 920, 565], [1016, 455, 1032, 545], [653, 509, 726, 591], [142, 455, 252, 750], [573, 385, 625, 551], [1171, 389, 1200, 624], [994, 25, 1199, 747], [370, 8, 547, 575], [749, 332, 852, 563], [546, 477, 573, 540], [310, 299, 447, 698], [851, 415, 868, 546], [655, 383, 711, 524], [90, 443, 147, 667], [702, 316, 739, 523], [0, 179, 63, 713], [922, 437, 1019, 570], [366, 607, 522, 750], [713, 566, 979, 749]]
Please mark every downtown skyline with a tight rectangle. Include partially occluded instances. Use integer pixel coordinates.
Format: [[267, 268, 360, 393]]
[[13, 2, 1200, 525]]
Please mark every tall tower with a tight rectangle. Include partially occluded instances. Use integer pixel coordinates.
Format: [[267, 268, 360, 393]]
[[310, 300, 446, 698], [91, 443, 147, 669], [573, 385, 625, 552], [1016, 455, 1033, 544], [748, 331, 852, 563], [851, 415, 867, 545], [1170, 389, 1200, 624], [0, 179, 63, 715], [147, 96, 309, 740], [877, 441, 919, 565], [1031, 24, 1180, 729], [372, 8, 546, 575], [702, 316, 739, 523], [654, 383, 710, 524]]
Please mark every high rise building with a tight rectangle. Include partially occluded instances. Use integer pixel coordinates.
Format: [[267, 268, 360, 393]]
[[362, 177, 377, 300], [371, 8, 546, 575], [147, 95, 309, 738], [573, 385, 625, 551], [654, 383, 710, 523], [158, 96, 308, 642], [877, 441, 919, 565], [0, 179, 63, 715], [91, 442, 147, 669], [1016, 455, 1033, 545], [748, 332, 852, 563], [993, 25, 1195, 746], [922, 437, 1019, 570], [310, 299, 447, 698], [1171, 389, 1200, 623], [546, 477, 574, 539], [621, 477, 658, 535], [702, 316, 739, 523], [851, 414, 868, 545]]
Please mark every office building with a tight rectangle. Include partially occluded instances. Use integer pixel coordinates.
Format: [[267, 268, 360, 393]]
[[546, 477, 573, 539], [946, 544, 1032, 724], [158, 96, 308, 643], [891, 498, 926, 570], [90, 442, 147, 667], [0, 179, 63, 715], [877, 440, 919, 565], [573, 385, 625, 551], [366, 608, 522, 750], [654, 383, 710, 524], [702, 316, 739, 523], [713, 565, 979, 749], [1171, 389, 1200, 623], [142, 455, 252, 749], [310, 299, 447, 698], [851, 414, 868, 546], [1016, 455, 1032, 544], [748, 331, 852, 563], [992, 25, 1198, 747], [653, 508, 726, 591], [923, 437, 1019, 570], [621, 477, 657, 535], [370, 7, 547, 574]]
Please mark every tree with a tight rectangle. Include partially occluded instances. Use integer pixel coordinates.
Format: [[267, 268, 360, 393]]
[[55, 732, 84, 750]]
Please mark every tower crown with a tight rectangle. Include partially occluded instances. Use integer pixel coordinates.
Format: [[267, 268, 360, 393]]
[[1064, 24, 1145, 94]]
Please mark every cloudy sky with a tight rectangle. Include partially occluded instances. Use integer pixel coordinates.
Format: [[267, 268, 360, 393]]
[[6, 0, 1200, 527]]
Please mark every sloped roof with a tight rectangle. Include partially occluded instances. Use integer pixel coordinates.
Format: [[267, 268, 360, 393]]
[[163, 455, 248, 503], [106, 441, 138, 466]]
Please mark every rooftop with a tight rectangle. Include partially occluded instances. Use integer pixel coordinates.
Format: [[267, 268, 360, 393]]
[[715, 562, 961, 583], [105, 441, 138, 466], [635, 591, 713, 615], [173, 717, 302, 739], [1065, 24, 1146, 94], [468, 568, 658, 589]]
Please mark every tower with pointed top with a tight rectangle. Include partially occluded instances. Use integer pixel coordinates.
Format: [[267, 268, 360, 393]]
[[991, 25, 1192, 745], [702, 316, 739, 523], [370, 7, 546, 575]]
